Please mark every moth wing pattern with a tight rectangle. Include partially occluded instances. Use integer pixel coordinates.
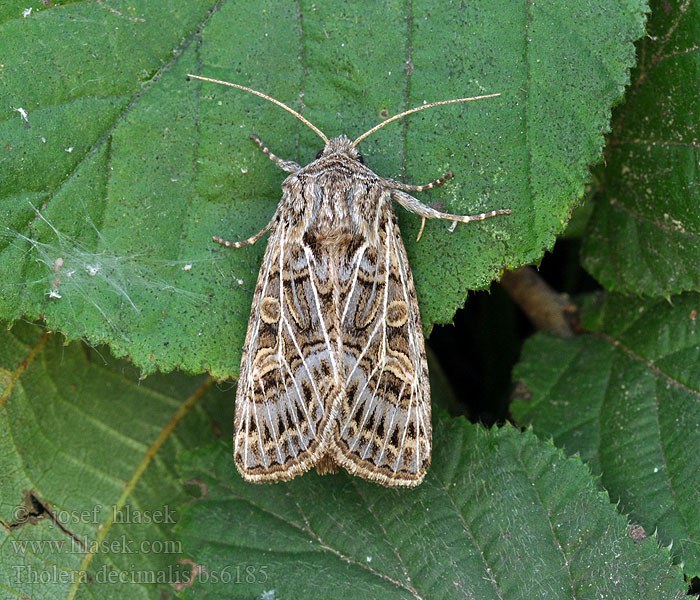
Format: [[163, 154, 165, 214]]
[[234, 205, 341, 482], [333, 188, 431, 486]]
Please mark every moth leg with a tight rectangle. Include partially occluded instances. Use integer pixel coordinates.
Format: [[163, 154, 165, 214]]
[[386, 174, 454, 242], [250, 134, 301, 173], [390, 189, 511, 239], [213, 216, 275, 248], [386, 171, 453, 193], [416, 217, 427, 242]]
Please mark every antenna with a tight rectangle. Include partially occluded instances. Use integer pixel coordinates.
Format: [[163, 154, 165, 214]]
[[187, 74, 330, 144], [352, 93, 500, 147]]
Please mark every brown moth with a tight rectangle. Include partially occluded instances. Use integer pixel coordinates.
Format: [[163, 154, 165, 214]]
[[188, 74, 510, 487]]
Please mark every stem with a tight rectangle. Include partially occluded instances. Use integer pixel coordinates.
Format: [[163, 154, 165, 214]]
[[500, 267, 578, 339]]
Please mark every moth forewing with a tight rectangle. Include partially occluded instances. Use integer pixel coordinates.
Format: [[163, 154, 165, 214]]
[[333, 200, 432, 486], [233, 218, 341, 483], [188, 74, 511, 487]]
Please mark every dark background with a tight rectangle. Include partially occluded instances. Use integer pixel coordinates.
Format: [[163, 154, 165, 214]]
[[429, 238, 600, 425]]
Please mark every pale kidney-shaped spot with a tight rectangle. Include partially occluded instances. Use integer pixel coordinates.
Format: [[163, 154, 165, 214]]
[[386, 299, 409, 328], [260, 296, 281, 324]]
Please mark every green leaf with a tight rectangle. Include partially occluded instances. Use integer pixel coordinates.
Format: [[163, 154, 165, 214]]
[[0, 321, 231, 599], [0, 1, 647, 377], [581, 0, 700, 296], [512, 292, 700, 577], [175, 413, 685, 600]]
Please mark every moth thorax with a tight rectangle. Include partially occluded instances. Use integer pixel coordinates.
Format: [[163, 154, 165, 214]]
[[307, 185, 355, 247], [306, 220, 354, 249]]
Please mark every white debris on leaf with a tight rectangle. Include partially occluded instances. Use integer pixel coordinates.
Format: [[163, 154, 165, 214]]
[[10, 200, 212, 337]]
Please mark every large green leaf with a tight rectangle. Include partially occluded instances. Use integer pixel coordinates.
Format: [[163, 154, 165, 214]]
[[581, 0, 700, 296], [175, 413, 685, 600], [0, 0, 647, 377], [512, 292, 700, 577], [0, 321, 232, 599]]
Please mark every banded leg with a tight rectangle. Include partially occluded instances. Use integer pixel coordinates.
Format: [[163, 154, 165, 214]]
[[387, 171, 454, 193], [213, 214, 276, 248], [215, 135, 291, 248], [390, 189, 511, 241], [250, 134, 301, 173]]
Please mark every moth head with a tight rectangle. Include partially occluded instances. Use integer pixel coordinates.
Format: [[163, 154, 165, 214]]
[[315, 135, 364, 163]]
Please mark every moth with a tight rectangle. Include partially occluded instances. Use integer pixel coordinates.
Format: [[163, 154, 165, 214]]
[[189, 74, 510, 487]]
